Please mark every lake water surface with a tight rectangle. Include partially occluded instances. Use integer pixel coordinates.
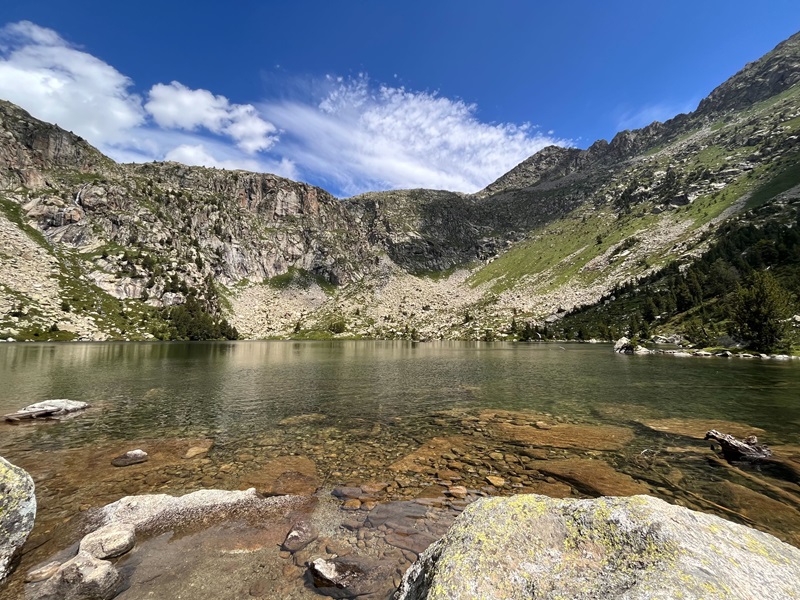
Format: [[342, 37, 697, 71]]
[[2, 341, 800, 597]]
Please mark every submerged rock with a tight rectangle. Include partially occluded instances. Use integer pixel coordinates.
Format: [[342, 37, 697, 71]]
[[395, 494, 800, 600], [281, 520, 318, 553], [24, 561, 62, 583], [0, 456, 36, 582]]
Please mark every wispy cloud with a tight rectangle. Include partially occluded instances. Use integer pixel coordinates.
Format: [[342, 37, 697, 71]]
[[0, 21, 566, 196], [262, 75, 567, 195], [615, 99, 699, 132]]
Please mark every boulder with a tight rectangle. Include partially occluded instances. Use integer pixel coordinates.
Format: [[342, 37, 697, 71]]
[[0, 456, 36, 582], [395, 494, 800, 600], [31, 551, 119, 600], [613, 337, 633, 354], [79, 522, 136, 559]]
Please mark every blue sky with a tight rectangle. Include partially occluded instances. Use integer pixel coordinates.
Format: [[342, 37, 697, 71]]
[[0, 2, 796, 196]]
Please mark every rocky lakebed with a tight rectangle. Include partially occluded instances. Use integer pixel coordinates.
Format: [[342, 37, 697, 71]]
[[3, 401, 800, 599]]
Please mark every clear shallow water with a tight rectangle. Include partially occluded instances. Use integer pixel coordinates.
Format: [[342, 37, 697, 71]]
[[3, 340, 800, 448], [3, 340, 800, 598]]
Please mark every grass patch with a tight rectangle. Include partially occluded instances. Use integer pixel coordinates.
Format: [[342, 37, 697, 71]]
[[746, 151, 800, 209], [0, 197, 52, 252], [266, 268, 336, 294]]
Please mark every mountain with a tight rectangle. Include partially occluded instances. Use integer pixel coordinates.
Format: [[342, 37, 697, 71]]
[[1, 32, 799, 342]]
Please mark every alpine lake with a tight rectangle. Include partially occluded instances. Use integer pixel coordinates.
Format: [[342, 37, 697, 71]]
[[2, 340, 800, 599]]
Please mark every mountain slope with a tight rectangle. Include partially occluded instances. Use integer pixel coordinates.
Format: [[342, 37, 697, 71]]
[[1, 32, 799, 341]]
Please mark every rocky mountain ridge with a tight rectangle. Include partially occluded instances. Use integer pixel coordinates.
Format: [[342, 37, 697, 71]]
[[1, 31, 799, 341]]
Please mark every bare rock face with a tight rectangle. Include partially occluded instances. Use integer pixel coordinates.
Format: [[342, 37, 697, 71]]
[[395, 494, 800, 600], [0, 456, 36, 582], [31, 552, 120, 600]]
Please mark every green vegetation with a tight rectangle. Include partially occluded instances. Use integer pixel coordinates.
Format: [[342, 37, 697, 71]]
[[154, 296, 238, 341], [731, 271, 794, 353], [267, 268, 336, 294], [553, 199, 800, 352]]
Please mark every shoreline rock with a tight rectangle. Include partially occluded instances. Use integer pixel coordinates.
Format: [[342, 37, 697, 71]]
[[4, 399, 90, 422], [395, 494, 800, 600], [0, 457, 36, 583]]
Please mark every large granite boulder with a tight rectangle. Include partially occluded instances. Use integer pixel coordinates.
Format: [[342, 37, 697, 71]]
[[395, 494, 800, 600], [0, 456, 36, 582]]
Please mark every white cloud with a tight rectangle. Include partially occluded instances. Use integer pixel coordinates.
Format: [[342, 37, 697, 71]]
[[0, 21, 567, 197], [262, 76, 567, 196], [145, 82, 277, 153], [0, 21, 145, 143]]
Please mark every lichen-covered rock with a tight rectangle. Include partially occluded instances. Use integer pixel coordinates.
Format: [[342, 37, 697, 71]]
[[395, 494, 800, 600], [31, 551, 119, 600], [0, 456, 36, 582], [79, 523, 136, 559]]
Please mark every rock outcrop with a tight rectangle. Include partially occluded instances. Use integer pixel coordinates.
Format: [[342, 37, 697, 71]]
[[0, 456, 36, 582], [395, 494, 800, 600]]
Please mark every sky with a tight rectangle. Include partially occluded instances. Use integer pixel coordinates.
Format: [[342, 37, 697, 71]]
[[0, 2, 796, 197]]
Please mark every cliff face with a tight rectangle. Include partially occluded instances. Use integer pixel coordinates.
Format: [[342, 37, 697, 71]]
[[1, 32, 799, 341]]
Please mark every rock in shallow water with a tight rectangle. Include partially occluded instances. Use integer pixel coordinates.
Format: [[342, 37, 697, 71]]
[[281, 520, 318, 553], [0, 456, 36, 583], [309, 556, 395, 599], [79, 522, 136, 559], [395, 494, 800, 600], [4, 399, 89, 421], [111, 448, 149, 467], [30, 551, 119, 600]]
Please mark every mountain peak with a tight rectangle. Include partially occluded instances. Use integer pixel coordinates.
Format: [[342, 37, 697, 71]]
[[695, 30, 800, 118]]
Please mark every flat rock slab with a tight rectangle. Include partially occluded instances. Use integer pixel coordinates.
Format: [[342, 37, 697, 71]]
[[0, 456, 36, 582], [640, 418, 766, 440], [396, 494, 800, 600], [95, 488, 309, 534], [242, 455, 319, 496], [534, 458, 650, 496], [5, 399, 89, 421], [489, 421, 635, 451]]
